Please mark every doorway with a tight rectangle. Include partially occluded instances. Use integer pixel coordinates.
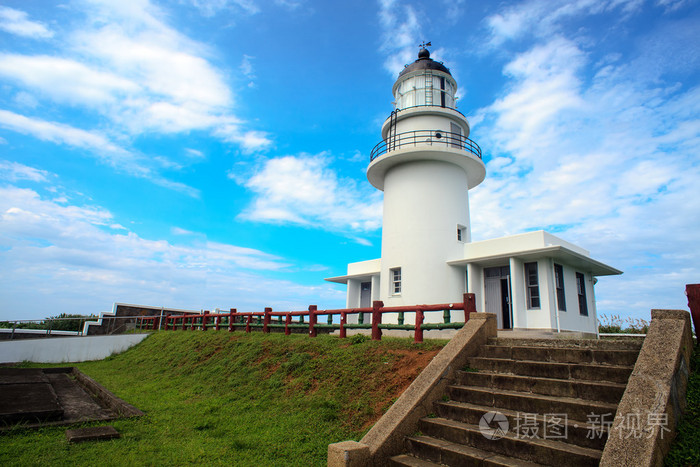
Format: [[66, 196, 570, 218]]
[[360, 282, 372, 308], [484, 266, 512, 329]]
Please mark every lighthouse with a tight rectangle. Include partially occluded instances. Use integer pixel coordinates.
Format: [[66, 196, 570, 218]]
[[327, 45, 621, 334], [368, 46, 484, 310]]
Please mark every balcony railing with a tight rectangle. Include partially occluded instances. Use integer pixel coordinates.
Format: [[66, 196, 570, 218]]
[[370, 129, 482, 162]]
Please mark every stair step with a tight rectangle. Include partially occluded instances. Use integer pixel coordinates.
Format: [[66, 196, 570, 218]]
[[419, 417, 602, 466], [488, 337, 643, 351], [465, 357, 633, 383], [447, 385, 618, 423], [402, 435, 543, 466], [390, 453, 443, 467], [457, 369, 627, 404], [481, 345, 639, 366], [434, 400, 609, 450]]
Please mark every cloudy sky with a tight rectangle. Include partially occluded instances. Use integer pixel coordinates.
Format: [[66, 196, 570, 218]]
[[0, 0, 698, 322]]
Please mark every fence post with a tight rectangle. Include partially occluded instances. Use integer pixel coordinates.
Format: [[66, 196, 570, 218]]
[[340, 312, 347, 339], [371, 301, 384, 341], [285, 313, 291, 336], [202, 311, 208, 331], [686, 284, 700, 344], [182, 316, 187, 331], [443, 309, 451, 324], [464, 292, 476, 320], [414, 309, 424, 343], [263, 307, 272, 333], [245, 314, 252, 333], [229, 309, 236, 332], [164, 316, 169, 331], [309, 305, 318, 337], [152, 316, 159, 331]]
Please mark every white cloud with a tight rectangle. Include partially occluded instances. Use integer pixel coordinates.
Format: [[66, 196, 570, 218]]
[[0, 110, 199, 197], [0, 184, 340, 320], [485, 0, 645, 46], [240, 54, 256, 87], [0, 109, 127, 157], [0, 0, 273, 160], [0, 6, 53, 39], [240, 154, 382, 232], [0, 160, 51, 183], [377, 0, 423, 75], [187, 0, 260, 16], [0, 54, 140, 106], [185, 148, 205, 158], [655, 0, 692, 12], [13, 91, 39, 109]]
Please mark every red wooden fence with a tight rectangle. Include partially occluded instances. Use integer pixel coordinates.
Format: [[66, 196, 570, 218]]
[[138, 293, 477, 343]]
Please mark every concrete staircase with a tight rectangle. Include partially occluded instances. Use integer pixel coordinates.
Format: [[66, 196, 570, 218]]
[[390, 337, 643, 466]]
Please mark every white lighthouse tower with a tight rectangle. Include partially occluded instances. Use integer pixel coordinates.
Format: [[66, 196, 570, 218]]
[[368, 46, 484, 311], [327, 45, 621, 333]]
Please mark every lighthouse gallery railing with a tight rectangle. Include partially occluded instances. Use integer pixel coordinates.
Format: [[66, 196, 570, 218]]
[[370, 129, 482, 162]]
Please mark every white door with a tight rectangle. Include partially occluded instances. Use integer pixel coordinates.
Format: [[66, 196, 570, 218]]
[[485, 277, 503, 328], [360, 282, 371, 308]]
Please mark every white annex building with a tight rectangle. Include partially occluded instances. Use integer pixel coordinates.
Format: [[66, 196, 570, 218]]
[[326, 47, 621, 334]]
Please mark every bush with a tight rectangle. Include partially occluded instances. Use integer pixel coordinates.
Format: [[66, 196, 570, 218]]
[[598, 314, 649, 334]]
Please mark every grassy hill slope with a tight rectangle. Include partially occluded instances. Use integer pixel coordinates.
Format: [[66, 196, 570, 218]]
[[1, 332, 445, 466]]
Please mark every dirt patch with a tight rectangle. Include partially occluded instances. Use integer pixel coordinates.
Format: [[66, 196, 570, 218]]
[[341, 346, 442, 431]]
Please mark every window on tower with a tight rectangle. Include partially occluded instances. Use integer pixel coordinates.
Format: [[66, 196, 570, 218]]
[[457, 225, 466, 242], [391, 268, 402, 295]]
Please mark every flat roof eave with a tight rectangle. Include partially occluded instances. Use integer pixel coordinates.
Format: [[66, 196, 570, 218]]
[[447, 245, 622, 276], [325, 271, 380, 284]]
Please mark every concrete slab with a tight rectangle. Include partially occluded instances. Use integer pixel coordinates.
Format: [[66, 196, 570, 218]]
[[0, 367, 141, 430], [47, 372, 113, 423], [0, 382, 64, 424], [65, 425, 120, 443], [0, 368, 50, 385]]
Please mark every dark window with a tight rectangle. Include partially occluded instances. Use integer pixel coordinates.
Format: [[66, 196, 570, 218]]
[[440, 77, 446, 107], [576, 272, 588, 316], [524, 262, 540, 309], [555, 264, 566, 311]]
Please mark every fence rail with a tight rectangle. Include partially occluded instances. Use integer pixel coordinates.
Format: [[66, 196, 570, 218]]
[[139, 294, 477, 344]]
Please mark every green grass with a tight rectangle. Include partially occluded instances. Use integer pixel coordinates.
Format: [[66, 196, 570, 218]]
[[665, 342, 700, 466], [0, 331, 445, 466]]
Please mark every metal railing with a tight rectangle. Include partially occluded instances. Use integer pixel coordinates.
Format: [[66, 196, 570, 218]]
[[370, 129, 482, 162]]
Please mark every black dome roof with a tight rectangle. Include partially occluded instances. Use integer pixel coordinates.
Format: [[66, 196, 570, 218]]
[[397, 48, 451, 78]]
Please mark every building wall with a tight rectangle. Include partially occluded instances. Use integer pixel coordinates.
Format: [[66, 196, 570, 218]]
[[556, 267, 598, 334], [380, 159, 469, 313]]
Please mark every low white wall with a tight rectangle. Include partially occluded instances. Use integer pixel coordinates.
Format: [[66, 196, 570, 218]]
[[0, 333, 150, 364]]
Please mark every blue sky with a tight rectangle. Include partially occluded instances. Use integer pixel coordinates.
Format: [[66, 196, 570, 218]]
[[0, 0, 698, 322]]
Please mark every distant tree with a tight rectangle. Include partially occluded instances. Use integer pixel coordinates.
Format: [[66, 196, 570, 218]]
[[45, 313, 98, 332]]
